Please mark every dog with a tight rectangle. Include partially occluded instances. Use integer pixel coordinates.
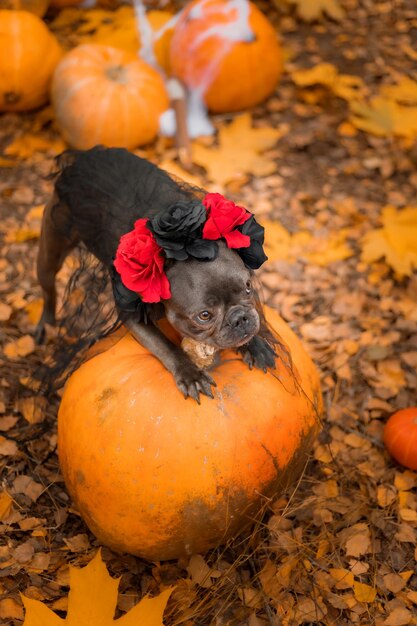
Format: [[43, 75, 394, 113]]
[[36, 146, 277, 402]]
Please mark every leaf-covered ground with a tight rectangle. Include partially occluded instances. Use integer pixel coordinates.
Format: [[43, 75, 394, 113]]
[[1, 1, 417, 625]]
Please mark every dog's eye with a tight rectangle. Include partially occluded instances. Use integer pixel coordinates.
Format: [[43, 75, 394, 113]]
[[197, 311, 212, 322], [245, 280, 252, 295]]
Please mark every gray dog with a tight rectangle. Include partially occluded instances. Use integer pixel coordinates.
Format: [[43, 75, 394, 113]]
[[36, 147, 277, 401]]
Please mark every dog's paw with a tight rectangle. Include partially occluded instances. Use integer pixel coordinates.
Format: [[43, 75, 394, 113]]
[[239, 336, 276, 372], [174, 361, 216, 403]]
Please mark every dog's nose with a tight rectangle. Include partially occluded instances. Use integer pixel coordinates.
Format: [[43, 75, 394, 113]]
[[228, 308, 250, 329]]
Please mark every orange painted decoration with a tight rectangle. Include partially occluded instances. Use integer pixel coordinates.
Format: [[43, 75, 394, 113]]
[[169, 0, 283, 113], [51, 44, 169, 150], [58, 307, 322, 560], [384, 407, 417, 471]]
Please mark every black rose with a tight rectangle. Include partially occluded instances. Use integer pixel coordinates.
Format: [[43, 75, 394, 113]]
[[236, 216, 268, 269], [148, 201, 218, 261]]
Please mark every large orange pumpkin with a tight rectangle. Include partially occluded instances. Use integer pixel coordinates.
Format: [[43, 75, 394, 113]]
[[58, 307, 322, 560], [51, 44, 170, 150], [169, 0, 283, 113], [0, 10, 62, 112]]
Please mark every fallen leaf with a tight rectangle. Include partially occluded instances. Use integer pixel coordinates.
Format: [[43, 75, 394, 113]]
[[353, 581, 377, 603], [192, 114, 283, 186], [350, 97, 417, 138], [22, 550, 174, 625], [0, 437, 19, 456], [285, 0, 345, 21], [0, 302, 13, 321], [0, 491, 13, 520], [381, 76, 417, 105], [292, 63, 365, 101], [361, 206, 417, 278], [158, 159, 203, 188], [15, 397, 47, 425], [186, 555, 222, 588], [345, 530, 371, 557], [383, 573, 406, 594], [25, 300, 43, 325], [5, 134, 66, 160], [329, 568, 354, 590], [384, 607, 413, 626], [0, 598, 24, 622], [4, 335, 36, 359]]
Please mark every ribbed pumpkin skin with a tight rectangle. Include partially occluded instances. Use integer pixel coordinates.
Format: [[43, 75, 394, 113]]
[[169, 0, 283, 113], [384, 408, 417, 471], [0, 11, 62, 112], [51, 44, 169, 150], [58, 308, 322, 561]]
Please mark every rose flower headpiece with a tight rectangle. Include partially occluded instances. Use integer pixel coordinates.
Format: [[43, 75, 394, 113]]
[[113, 193, 267, 308]]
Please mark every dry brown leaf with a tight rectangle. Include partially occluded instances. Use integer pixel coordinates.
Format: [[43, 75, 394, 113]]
[[192, 114, 283, 186], [12, 476, 44, 502], [383, 573, 406, 594], [15, 397, 47, 425], [4, 335, 36, 359], [345, 531, 371, 557], [186, 555, 222, 588], [292, 63, 366, 101], [0, 598, 24, 622], [376, 485, 397, 508], [329, 568, 354, 590], [383, 607, 413, 626], [0, 302, 12, 321], [0, 437, 19, 456]]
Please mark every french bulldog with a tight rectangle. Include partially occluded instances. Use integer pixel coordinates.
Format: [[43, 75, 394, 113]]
[[36, 147, 276, 402]]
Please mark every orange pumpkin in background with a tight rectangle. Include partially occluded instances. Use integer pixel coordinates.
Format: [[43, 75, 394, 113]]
[[0, 10, 62, 112], [384, 408, 417, 471], [169, 0, 283, 113], [58, 307, 322, 561], [0, 0, 49, 16], [51, 44, 170, 150]]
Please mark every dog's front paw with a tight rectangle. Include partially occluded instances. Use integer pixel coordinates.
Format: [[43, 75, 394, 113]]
[[239, 336, 276, 372], [174, 361, 216, 403]]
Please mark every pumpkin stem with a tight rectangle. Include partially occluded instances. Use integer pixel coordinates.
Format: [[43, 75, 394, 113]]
[[105, 65, 127, 83]]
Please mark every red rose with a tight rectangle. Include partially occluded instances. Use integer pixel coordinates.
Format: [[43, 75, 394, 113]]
[[114, 219, 171, 303], [202, 193, 251, 248]]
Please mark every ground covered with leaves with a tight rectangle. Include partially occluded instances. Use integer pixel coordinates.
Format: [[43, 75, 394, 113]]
[[1, 0, 417, 624]]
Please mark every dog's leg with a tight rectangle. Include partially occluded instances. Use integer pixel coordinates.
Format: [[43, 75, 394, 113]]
[[35, 195, 77, 343], [125, 318, 216, 403]]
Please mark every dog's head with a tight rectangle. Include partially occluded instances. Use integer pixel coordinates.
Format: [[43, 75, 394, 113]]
[[164, 242, 260, 349]]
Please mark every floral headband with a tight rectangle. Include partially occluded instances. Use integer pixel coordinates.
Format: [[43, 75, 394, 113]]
[[113, 193, 267, 304]]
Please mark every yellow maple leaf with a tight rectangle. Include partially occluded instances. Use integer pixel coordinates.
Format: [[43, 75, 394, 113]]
[[285, 0, 345, 21], [22, 550, 174, 626], [361, 206, 417, 278], [192, 114, 283, 186], [350, 97, 417, 138], [292, 63, 366, 102]]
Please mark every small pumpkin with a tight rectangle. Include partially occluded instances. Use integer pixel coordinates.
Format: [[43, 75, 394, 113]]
[[0, 10, 62, 112], [51, 44, 170, 150], [58, 307, 322, 560], [383, 407, 417, 471], [169, 0, 283, 113], [0, 0, 48, 17]]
